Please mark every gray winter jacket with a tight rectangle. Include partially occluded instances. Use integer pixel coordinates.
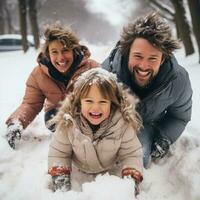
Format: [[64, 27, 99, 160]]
[[102, 48, 192, 143]]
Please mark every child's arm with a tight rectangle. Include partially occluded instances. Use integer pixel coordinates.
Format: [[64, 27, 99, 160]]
[[118, 125, 143, 195], [118, 125, 143, 173], [48, 125, 73, 191]]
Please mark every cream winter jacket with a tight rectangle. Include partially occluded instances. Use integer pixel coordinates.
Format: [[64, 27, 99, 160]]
[[48, 110, 143, 176]]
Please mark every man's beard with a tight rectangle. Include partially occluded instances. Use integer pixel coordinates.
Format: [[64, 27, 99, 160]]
[[130, 65, 155, 88]]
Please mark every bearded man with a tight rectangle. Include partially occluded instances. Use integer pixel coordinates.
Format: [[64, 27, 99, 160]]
[[102, 12, 193, 168]]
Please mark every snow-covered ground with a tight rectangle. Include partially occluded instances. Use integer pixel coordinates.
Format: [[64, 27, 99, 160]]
[[0, 41, 200, 200]]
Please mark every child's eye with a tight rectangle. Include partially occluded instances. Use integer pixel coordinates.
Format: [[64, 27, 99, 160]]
[[85, 99, 93, 103], [100, 100, 108, 104]]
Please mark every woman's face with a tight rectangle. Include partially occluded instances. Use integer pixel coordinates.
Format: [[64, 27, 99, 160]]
[[81, 85, 111, 125], [48, 40, 74, 74]]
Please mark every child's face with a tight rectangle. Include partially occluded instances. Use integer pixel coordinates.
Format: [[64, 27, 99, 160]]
[[81, 85, 111, 125], [49, 40, 74, 74]]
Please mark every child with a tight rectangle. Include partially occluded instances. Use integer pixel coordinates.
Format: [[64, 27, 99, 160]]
[[48, 68, 143, 195], [5, 22, 97, 149]]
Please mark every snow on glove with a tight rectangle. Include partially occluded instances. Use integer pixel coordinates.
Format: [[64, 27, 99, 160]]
[[122, 167, 143, 196], [151, 137, 171, 159], [6, 120, 23, 149], [52, 174, 71, 192], [48, 166, 71, 192]]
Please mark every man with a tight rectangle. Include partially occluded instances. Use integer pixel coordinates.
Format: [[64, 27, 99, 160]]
[[102, 12, 192, 168]]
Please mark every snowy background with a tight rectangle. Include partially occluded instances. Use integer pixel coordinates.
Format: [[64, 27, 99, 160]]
[[1, 1, 200, 199]]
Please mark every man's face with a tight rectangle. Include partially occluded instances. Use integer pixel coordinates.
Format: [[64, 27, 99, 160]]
[[128, 38, 163, 87]]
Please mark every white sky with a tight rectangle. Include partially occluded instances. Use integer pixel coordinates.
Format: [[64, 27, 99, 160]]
[[85, 0, 139, 26]]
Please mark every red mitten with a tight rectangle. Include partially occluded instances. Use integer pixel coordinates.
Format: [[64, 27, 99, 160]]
[[48, 166, 71, 192], [122, 168, 143, 196]]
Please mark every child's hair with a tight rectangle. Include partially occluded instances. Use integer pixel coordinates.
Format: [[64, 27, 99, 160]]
[[42, 22, 80, 58], [53, 68, 142, 131]]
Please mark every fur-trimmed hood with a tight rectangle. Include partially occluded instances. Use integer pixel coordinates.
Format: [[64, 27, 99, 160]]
[[53, 68, 142, 132]]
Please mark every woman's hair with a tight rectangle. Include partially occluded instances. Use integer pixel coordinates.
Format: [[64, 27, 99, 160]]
[[120, 12, 180, 58], [53, 68, 142, 131], [42, 22, 80, 58]]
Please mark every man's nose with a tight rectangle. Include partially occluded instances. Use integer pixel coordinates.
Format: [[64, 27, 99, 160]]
[[139, 59, 149, 69]]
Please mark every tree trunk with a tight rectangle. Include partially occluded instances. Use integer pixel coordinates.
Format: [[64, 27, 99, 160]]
[[28, 0, 40, 49], [18, 0, 28, 52], [171, 0, 194, 56], [187, 0, 200, 63], [5, 3, 14, 34], [0, 0, 6, 34]]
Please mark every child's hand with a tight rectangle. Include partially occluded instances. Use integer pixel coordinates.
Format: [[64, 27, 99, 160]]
[[52, 174, 71, 192], [122, 167, 143, 196], [134, 181, 140, 196], [48, 166, 71, 192]]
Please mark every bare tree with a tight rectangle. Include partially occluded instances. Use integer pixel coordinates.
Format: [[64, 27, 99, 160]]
[[5, 3, 14, 33], [0, 0, 6, 34], [28, 0, 40, 49], [170, 0, 194, 56], [18, 0, 40, 52], [18, 0, 29, 52], [187, 0, 200, 63], [147, 0, 194, 56]]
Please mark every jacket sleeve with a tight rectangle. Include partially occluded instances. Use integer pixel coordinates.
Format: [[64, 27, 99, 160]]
[[156, 70, 193, 143], [6, 68, 45, 128], [102, 41, 121, 72], [118, 125, 143, 175], [48, 125, 72, 169], [101, 56, 112, 71]]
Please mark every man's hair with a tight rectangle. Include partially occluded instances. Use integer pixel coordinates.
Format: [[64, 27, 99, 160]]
[[120, 12, 180, 58], [42, 22, 79, 58]]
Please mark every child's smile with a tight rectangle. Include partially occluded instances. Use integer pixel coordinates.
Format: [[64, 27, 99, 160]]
[[81, 85, 111, 125]]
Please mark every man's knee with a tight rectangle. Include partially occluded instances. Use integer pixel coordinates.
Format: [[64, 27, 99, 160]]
[[138, 125, 155, 168]]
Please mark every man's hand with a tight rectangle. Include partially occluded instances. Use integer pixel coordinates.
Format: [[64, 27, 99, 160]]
[[151, 137, 171, 159], [6, 121, 23, 149]]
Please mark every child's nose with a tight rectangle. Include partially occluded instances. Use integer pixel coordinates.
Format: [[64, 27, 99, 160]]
[[91, 103, 100, 110]]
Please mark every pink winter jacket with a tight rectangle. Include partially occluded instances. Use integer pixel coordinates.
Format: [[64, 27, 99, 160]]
[[6, 56, 98, 128], [48, 110, 143, 176]]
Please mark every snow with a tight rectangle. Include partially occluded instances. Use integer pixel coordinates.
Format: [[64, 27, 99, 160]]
[[0, 42, 200, 200], [85, 0, 139, 26]]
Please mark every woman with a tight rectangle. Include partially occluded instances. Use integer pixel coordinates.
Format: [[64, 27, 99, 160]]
[[5, 23, 98, 149]]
